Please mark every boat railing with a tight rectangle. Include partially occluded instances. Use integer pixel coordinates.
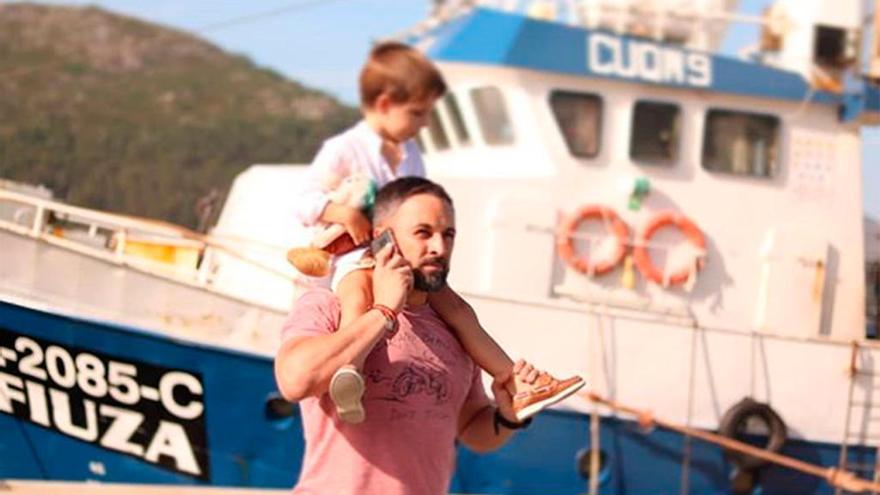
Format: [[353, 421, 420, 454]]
[[399, 0, 877, 91], [403, 0, 789, 50], [0, 188, 295, 291], [585, 382, 880, 494]]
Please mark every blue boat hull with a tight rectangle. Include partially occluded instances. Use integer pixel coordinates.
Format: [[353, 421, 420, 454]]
[[0, 299, 871, 494], [0, 299, 303, 487]]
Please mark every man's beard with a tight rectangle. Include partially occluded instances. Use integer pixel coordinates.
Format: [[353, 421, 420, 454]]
[[413, 259, 449, 292]]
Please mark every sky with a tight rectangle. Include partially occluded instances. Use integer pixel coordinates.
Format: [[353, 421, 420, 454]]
[[24, 0, 880, 218]]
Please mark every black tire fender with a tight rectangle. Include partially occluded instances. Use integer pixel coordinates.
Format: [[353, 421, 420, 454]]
[[717, 398, 787, 472]]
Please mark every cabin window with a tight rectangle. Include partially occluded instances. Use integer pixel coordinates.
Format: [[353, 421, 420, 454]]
[[702, 109, 780, 178], [549, 91, 602, 158], [470, 87, 515, 145], [631, 101, 680, 164], [426, 108, 450, 151], [442, 93, 470, 146]]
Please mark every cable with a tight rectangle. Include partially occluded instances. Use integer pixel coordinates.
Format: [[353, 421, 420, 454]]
[[194, 0, 358, 33], [0, 0, 360, 78]]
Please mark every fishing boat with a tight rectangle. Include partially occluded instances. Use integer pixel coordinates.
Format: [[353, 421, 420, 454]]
[[2, 1, 880, 493]]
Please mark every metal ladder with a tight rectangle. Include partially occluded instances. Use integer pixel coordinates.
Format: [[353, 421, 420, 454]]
[[838, 342, 880, 494]]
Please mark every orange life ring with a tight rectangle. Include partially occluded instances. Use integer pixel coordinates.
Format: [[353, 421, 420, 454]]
[[633, 211, 705, 286], [556, 205, 630, 276]]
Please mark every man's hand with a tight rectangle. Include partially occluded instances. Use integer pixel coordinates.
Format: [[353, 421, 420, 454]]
[[342, 206, 372, 246], [492, 359, 539, 423], [372, 243, 413, 313]]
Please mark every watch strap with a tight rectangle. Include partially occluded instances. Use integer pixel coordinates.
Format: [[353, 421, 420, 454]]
[[493, 408, 532, 435]]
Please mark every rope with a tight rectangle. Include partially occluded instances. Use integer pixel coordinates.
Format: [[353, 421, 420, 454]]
[[679, 328, 699, 495], [587, 312, 605, 495], [581, 391, 880, 494]]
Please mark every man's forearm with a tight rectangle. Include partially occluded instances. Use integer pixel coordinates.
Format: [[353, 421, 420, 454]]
[[457, 406, 517, 453], [275, 309, 389, 400]]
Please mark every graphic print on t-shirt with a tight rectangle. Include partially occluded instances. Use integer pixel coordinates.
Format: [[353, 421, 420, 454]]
[[360, 308, 472, 424], [366, 361, 450, 405]]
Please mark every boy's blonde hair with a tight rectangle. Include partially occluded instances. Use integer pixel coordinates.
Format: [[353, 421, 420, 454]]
[[359, 42, 447, 108]]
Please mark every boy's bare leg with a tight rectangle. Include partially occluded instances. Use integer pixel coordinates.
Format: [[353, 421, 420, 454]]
[[427, 285, 514, 378], [337, 270, 373, 335], [428, 285, 585, 421], [330, 268, 374, 424]]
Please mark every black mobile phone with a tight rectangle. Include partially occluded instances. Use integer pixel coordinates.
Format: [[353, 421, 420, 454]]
[[370, 229, 396, 254]]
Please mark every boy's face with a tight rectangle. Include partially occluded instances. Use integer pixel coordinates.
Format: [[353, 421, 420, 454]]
[[375, 94, 438, 143]]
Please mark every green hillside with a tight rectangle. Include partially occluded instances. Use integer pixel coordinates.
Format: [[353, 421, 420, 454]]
[[0, 3, 358, 228]]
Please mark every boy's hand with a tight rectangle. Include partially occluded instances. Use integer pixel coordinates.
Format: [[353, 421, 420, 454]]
[[372, 243, 412, 313], [343, 207, 372, 246]]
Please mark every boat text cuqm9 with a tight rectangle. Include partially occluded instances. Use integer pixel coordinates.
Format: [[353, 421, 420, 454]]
[[2, 1, 880, 493]]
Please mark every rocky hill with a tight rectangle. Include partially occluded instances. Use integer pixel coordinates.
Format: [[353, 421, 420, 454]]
[[0, 3, 358, 227]]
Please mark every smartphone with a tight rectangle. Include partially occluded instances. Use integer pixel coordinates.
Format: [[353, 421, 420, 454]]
[[370, 229, 397, 254]]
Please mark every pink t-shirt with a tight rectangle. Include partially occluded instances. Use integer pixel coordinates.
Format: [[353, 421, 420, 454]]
[[281, 290, 489, 495]]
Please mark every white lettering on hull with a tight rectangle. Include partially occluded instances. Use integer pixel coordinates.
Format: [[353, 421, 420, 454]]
[[588, 33, 712, 87], [0, 330, 209, 480]]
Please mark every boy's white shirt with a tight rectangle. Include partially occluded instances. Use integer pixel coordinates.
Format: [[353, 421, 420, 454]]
[[292, 120, 425, 289], [293, 120, 425, 226]]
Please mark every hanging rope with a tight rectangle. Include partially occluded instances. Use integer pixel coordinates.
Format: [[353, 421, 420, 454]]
[[679, 328, 699, 495], [588, 405, 600, 495], [581, 391, 880, 494]]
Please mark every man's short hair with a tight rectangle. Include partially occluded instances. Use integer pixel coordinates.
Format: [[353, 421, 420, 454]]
[[359, 42, 447, 108], [372, 177, 453, 225]]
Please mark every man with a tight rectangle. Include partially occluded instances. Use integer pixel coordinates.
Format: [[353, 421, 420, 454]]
[[275, 177, 538, 494]]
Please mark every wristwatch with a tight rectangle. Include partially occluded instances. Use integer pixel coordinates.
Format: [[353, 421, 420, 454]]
[[493, 408, 532, 435], [371, 304, 398, 334]]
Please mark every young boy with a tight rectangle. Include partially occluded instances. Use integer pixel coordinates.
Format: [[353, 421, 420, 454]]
[[291, 42, 583, 424]]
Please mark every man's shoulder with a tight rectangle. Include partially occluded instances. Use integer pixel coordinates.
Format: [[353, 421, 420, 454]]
[[281, 289, 341, 342], [294, 288, 340, 311]]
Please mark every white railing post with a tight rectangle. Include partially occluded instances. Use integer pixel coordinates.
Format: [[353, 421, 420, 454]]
[[197, 247, 214, 286], [114, 230, 126, 260], [31, 205, 45, 237]]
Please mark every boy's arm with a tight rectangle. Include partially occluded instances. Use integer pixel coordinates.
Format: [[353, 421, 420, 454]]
[[293, 140, 351, 226], [294, 140, 371, 245], [319, 203, 371, 247]]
